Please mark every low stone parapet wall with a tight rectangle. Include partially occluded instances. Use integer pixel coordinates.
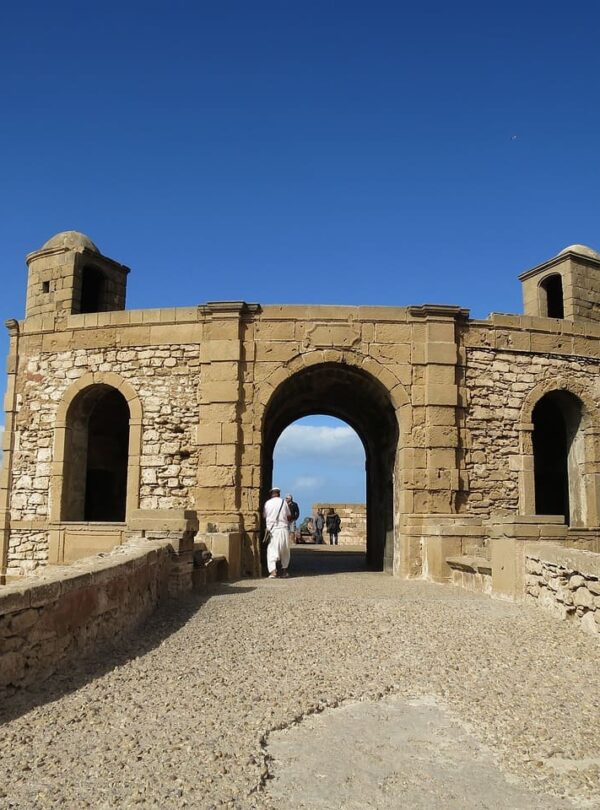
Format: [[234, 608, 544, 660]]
[[0, 537, 172, 694], [525, 543, 600, 636]]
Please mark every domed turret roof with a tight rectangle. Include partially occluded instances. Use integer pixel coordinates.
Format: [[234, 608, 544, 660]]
[[557, 244, 600, 260], [41, 231, 99, 253]]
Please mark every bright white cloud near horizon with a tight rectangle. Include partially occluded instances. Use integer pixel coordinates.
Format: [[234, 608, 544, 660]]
[[273, 415, 365, 518]]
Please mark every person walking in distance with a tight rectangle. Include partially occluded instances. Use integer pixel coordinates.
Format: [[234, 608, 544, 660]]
[[326, 507, 341, 545], [263, 486, 291, 578], [285, 493, 300, 544], [314, 509, 325, 544]]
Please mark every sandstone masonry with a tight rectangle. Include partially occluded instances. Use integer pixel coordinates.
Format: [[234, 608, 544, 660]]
[[2, 232, 600, 607]]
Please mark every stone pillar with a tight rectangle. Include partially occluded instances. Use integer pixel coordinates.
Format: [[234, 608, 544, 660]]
[[128, 509, 198, 595], [490, 515, 568, 601], [398, 306, 469, 577], [408, 305, 467, 514], [517, 422, 535, 514], [0, 320, 19, 583], [584, 426, 600, 527], [194, 302, 260, 538]]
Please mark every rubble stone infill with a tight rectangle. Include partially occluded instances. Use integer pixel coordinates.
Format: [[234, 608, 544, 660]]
[[1, 561, 599, 808], [526, 543, 600, 636]]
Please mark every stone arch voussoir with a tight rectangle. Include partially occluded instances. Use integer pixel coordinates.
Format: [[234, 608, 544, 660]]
[[56, 372, 143, 428], [254, 348, 409, 433], [519, 377, 598, 432]]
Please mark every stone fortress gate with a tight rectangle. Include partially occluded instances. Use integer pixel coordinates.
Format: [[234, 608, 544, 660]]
[[2, 231, 600, 599]]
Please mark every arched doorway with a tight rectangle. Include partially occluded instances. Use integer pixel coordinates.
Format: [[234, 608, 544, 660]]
[[61, 385, 130, 521], [532, 390, 585, 526], [273, 414, 367, 572], [261, 363, 399, 571]]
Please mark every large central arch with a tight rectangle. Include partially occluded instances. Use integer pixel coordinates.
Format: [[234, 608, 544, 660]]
[[261, 362, 400, 571]]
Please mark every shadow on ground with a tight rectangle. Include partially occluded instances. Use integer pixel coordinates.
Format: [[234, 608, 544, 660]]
[[0, 582, 255, 725], [289, 546, 369, 576]]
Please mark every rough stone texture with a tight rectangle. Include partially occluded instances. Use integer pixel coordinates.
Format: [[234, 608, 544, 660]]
[[0, 554, 599, 808], [7, 344, 200, 573], [311, 502, 366, 547], [0, 538, 172, 695], [267, 695, 566, 809], [6, 530, 49, 578], [463, 349, 600, 517], [4, 233, 600, 591], [525, 542, 600, 635]]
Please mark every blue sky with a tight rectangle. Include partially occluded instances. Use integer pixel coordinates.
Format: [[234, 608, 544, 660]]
[[1, 1, 599, 502], [273, 415, 365, 515]]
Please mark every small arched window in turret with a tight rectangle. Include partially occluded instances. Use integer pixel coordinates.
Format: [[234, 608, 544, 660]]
[[540, 273, 564, 319], [80, 265, 106, 313]]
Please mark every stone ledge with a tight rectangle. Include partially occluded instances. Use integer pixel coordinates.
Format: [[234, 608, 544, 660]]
[[446, 555, 492, 576], [0, 538, 174, 693], [0, 538, 171, 616], [524, 542, 600, 580]]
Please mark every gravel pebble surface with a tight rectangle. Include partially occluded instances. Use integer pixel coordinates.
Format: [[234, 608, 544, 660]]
[[1, 549, 599, 809]]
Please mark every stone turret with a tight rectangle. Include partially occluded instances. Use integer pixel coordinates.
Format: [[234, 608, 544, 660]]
[[25, 230, 129, 320], [519, 244, 600, 323]]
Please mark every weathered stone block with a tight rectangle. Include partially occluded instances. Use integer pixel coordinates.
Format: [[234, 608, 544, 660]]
[[573, 586, 594, 608]]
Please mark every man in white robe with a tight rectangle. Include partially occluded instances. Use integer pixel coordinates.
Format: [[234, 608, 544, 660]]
[[263, 486, 291, 578]]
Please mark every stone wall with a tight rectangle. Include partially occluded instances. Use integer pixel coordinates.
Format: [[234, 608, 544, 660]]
[[13, 345, 200, 520], [462, 346, 600, 518], [6, 530, 48, 578], [524, 542, 600, 636], [7, 343, 200, 571], [0, 538, 172, 694], [5, 233, 600, 585], [312, 503, 366, 547]]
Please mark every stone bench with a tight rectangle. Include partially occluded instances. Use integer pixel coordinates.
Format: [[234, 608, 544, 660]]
[[192, 554, 229, 588], [446, 556, 492, 595]]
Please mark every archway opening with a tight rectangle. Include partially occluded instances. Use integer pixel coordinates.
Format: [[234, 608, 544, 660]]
[[262, 362, 399, 573], [532, 390, 585, 526], [80, 265, 107, 313], [540, 274, 564, 319], [62, 385, 130, 521], [273, 415, 367, 573]]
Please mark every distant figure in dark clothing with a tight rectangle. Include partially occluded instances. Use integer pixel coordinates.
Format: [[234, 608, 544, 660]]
[[285, 494, 300, 543], [314, 510, 325, 544], [326, 508, 341, 545]]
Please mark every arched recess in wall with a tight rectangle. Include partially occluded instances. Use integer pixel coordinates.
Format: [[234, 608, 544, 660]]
[[51, 374, 142, 523], [80, 265, 106, 313], [539, 273, 564, 319], [259, 357, 405, 572], [519, 382, 599, 527]]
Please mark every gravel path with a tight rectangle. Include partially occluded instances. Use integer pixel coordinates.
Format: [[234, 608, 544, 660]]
[[0, 548, 599, 809]]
